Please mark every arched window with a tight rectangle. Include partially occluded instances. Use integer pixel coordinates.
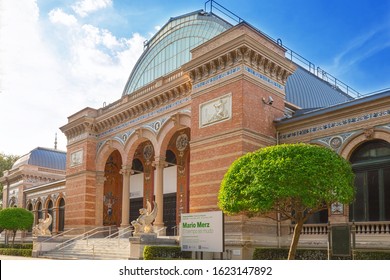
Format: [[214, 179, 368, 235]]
[[47, 200, 54, 232], [36, 201, 43, 221], [349, 140, 390, 221], [131, 158, 144, 173], [165, 150, 177, 165], [58, 198, 65, 232], [26, 203, 33, 232]]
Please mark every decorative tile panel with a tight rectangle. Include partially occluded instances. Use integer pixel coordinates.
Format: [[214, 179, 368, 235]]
[[280, 109, 390, 140]]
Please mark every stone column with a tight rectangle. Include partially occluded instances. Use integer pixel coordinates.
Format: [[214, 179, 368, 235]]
[[120, 165, 131, 228], [95, 171, 106, 227], [153, 157, 167, 229], [52, 207, 59, 233]]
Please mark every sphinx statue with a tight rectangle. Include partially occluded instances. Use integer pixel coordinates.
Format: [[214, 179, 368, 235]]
[[32, 213, 52, 237], [131, 200, 158, 234]]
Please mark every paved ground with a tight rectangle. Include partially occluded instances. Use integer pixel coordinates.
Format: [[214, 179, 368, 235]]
[[0, 255, 48, 260]]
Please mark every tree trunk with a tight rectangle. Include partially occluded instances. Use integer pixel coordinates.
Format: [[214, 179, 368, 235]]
[[288, 219, 304, 260], [12, 230, 16, 247]]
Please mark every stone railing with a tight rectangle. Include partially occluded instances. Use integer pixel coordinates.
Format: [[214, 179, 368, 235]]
[[289, 224, 328, 235], [290, 221, 390, 235], [353, 221, 390, 234]]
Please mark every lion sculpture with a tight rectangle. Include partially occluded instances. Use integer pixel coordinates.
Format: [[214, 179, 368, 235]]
[[32, 213, 52, 236], [131, 200, 158, 234]]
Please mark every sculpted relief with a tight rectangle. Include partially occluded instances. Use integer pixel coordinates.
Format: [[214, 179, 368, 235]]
[[199, 93, 232, 128]]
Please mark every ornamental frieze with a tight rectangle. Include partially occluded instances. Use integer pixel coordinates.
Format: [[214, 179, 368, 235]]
[[280, 109, 390, 140], [96, 113, 183, 152], [97, 96, 190, 139], [112, 129, 135, 145]]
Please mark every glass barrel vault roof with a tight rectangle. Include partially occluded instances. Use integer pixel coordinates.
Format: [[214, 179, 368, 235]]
[[122, 10, 232, 96]]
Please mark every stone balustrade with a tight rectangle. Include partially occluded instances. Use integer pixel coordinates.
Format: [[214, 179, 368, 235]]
[[290, 221, 390, 235]]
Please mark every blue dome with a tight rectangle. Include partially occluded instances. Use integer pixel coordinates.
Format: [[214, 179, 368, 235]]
[[12, 147, 66, 170]]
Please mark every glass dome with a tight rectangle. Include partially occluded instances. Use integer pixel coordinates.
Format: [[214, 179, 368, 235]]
[[122, 10, 232, 96]]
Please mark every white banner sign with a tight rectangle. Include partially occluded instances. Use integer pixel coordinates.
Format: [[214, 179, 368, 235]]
[[180, 211, 224, 253]]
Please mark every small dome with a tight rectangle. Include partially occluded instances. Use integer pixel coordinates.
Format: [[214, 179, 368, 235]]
[[12, 147, 66, 170]]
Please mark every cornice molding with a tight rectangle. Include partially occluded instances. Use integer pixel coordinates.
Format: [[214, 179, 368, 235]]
[[61, 79, 192, 143], [95, 80, 191, 133], [186, 45, 295, 92]]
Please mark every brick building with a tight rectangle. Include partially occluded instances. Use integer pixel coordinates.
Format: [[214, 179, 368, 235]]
[[2, 6, 390, 258]]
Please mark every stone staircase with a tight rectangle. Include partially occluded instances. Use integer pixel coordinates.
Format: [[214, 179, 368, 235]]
[[40, 238, 131, 260]]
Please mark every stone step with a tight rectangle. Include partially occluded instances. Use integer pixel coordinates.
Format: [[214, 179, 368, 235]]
[[41, 238, 131, 260]]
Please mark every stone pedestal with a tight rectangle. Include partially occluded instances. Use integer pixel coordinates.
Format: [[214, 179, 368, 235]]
[[129, 233, 177, 259], [32, 236, 60, 257]]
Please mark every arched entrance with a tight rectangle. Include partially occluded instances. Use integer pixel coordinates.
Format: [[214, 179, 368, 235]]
[[164, 149, 178, 236], [129, 141, 155, 224], [103, 150, 123, 227], [129, 158, 145, 224], [162, 128, 190, 235], [349, 140, 390, 221]]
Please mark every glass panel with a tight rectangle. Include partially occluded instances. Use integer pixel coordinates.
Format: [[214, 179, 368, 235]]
[[384, 167, 390, 220], [306, 209, 328, 224], [350, 140, 390, 163], [367, 170, 380, 221], [59, 198, 65, 232], [350, 172, 365, 221], [123, 12, 232, 95]]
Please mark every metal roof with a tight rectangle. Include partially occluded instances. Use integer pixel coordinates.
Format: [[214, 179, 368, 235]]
[[278, 89, 390, 125], [12, 147, 66, 170], [285, 65, 354, 109]]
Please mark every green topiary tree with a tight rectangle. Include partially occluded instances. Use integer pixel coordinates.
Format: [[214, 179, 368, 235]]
[[0, 208, 34, 246], [218, 143, 355, 260]]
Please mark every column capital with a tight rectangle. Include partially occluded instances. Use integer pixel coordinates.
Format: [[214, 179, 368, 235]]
[[96, 171, 106, 184], [152, 156, 168, 168], [120, 165, 132, 176]]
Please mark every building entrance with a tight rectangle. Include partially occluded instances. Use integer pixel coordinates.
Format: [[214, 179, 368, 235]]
[[103, 150, 123, 227]]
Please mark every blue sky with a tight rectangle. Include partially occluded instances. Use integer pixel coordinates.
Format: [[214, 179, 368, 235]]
[[1, 0, 389, 155]]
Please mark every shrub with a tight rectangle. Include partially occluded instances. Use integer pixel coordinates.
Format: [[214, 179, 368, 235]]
[[253, 248, 390, 260], [253, 248, 328, 260], [0, 243, 33, 249], [0, 248, 32, 257], [354, 251, 390, 260], [143, 246, 191, 260]]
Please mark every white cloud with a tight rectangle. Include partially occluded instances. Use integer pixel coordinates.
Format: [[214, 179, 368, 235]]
[[72, 0, 112, 17], [327, 24, 390, 77], [0, 0, 145, 155], [49, 8, 78, 26]]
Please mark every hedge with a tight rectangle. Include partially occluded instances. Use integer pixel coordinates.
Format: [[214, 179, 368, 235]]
[[143, 246, 192, 260], [253, 248, 390, 260], [0, 248, 32, 257], [0, 243, 33, 249]]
